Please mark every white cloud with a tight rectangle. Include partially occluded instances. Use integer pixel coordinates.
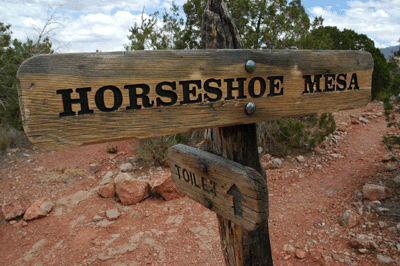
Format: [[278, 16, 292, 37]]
[[309, 0, 400, 48]]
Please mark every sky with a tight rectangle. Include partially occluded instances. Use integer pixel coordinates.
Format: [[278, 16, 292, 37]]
[[1, 0, 399, 53]]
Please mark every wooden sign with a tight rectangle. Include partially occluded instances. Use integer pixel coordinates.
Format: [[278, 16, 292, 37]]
[[167, 144, 268, 231], [17, 49, 373, 150]]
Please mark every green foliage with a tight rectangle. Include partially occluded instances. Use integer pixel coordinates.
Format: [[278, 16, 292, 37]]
[[179, 0, 321, 49], [0, 22, 53, 130], [381, 40, 400, 149], [125, 3, 185, 51], [258, 114, 336, 156]]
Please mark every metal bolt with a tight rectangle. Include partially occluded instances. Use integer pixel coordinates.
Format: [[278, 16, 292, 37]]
[[245, 60, 256, 73], [205, 199, 213, 209], [245, 102, 256, 115], [200, 164, 207, 173]]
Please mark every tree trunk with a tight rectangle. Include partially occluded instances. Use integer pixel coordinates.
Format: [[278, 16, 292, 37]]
[[201, 1, 273, 265]]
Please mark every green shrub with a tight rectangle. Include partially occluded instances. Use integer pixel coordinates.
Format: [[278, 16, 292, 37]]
[[257, 114, 336, 156]]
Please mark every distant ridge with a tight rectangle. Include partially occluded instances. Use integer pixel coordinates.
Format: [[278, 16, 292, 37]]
[[380, 45, 400, 59]]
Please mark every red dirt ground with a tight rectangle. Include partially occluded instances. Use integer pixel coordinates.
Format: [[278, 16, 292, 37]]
[[1, 101, 399, 266]]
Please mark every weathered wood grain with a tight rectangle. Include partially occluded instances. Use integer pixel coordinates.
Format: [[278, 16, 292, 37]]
[[200, 1, 273, 265], [17, 49, 373, 150], [168, 144, 268, 231]]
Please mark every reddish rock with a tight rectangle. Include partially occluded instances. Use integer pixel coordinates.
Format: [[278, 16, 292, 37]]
[[107, 143, 118, 153], [339, 210, 359, 228], [14, 221, 28, 228], [362, 184, 393, 201], [89, 163, 102, 173], [261, 161, 276, 170], [98, 183, 116, 198], [150, 173, 184, 201], [1, 197, 28, 220], [295, 249, 306, 259], [23, 198, 54, 221], [114, 173, 151, 205]]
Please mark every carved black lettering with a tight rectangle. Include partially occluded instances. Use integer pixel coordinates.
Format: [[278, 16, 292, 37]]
[[156, 81, 177, 107], [204, 78, 222, 102], [303, 75, 322, 94], [324, 74, 336, 92], [267, 76, 284, 97], [348, 73, 359, 90], [95, 85, 123, 112], [180, 80, 202, 104], [182, 168, 190, 182], [201, 177, 216, 196], [192, 173, 202, 189], [57, 87, 94, 117], [336, 73, 347, 91], [224, 78, 247, 100], [125, 84, 154, 110], [248, 77, 266, 98], [175, 165, 182, 180]]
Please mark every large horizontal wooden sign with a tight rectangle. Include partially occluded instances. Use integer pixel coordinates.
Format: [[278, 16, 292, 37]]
[[167, 144, 269, 231], [17, 49, 373, 150]]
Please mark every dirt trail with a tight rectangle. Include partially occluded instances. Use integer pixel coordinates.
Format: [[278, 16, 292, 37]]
[[1, 102, 399, 266]]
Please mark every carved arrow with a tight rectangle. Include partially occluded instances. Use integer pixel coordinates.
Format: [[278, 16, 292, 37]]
[[227, 184, 245, 218]]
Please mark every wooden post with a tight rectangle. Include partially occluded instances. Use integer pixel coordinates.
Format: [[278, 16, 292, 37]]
[[201, 1, 273, 265]]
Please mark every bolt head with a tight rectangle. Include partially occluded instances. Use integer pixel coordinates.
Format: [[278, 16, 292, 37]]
[[245, 60, 256, 73], [245, 102, 256, 115]]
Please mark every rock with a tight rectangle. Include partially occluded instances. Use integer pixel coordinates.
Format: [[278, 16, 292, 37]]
[[362, 184, 393, 201], [1, 197, 28, 220], [358, 248, 369, 254], [283, 244, 295, 254], [258, 146, 263, 154], [271, 158, 282, 168], [107, 143, 118, 153], [119, 163, 134, 173], [23, 198, 54, 221], [358, 116, 369, 123], [382, 153, 396, 162], [377, 254, 393, 264], [105, 209, 120, 221], [114, 173, 151, 205], [296, 156, 306, 163], [337, 124, 347, 132], [34, 166, 45, 172], [383, 164, 397, 172], [14, 221, 28, 228], [351, 118, 360, 125], [93, 215, 104, 222], [98, 183, 116, 198], [89, 163, 102, 173], [393, 175, 400, 184], [378, 221, 387, 228], [150, 173, 184, 201], [56, 190, 94, 207], [99, 171, 115, 186], [348, 234, 378, 250], [339, 210, 359, 228], [261, 154, 272, 162], [261, 161, 276, 170], [295, 249, 306, 259]]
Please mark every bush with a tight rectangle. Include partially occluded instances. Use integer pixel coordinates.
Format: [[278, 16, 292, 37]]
[[257, 114, 336, 156], [135, 131, 204, 167], [0, 125, 30, 151]]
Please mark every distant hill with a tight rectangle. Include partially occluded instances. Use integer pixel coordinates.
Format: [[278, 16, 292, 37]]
[[380, 45, 400, 59]]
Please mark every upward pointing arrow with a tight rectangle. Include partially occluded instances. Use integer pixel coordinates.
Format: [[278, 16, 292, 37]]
[[227, 184, 245, 218]]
